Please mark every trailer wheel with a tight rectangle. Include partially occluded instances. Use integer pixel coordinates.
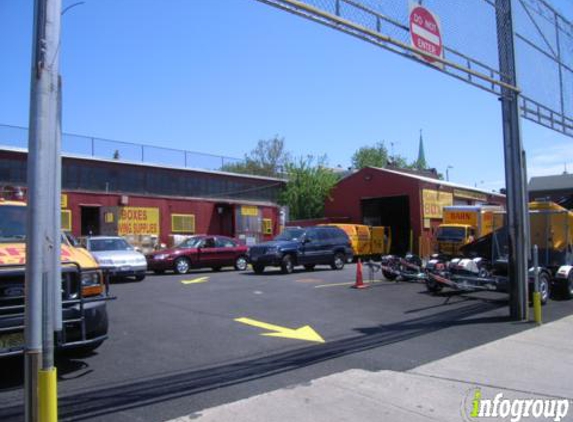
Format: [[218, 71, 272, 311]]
[[426, 278, 443, 293], [382, 270, 397, 281], [538, 272, 550, 305]]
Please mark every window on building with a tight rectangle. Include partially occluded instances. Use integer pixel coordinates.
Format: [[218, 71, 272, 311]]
[[171, 214, 195, 233], [61, 210, 72, 232]]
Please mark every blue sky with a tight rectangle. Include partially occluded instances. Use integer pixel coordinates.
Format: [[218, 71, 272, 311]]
[[0, 0, 571, 191]]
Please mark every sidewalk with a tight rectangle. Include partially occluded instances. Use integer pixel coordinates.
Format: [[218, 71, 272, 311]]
[[169, 316, 573, 422]]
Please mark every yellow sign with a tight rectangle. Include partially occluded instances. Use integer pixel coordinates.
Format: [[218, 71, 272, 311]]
[[118, 207, 159, 235], [61, 194, 68, 208], [422, 189, 453, 219], [453, 189, 488, 202], [241, 206, 259, 217], [443, 210, 478, 226]]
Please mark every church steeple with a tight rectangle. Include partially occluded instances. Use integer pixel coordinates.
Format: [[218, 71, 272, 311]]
[[416, 129, 427, 170]]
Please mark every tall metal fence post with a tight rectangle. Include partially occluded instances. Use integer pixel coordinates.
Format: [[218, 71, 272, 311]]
[[495, 0, 529, 321]]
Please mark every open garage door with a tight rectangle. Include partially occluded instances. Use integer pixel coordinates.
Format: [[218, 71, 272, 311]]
[[362, 196, 410, 256]]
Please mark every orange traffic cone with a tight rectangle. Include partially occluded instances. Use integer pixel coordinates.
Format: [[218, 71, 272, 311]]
[[352, 259, 368, 289]]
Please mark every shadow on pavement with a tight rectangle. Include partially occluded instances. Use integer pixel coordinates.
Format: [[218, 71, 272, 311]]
[[0, 299, 509, 421]]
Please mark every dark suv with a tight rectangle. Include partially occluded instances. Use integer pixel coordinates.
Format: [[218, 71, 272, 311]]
[[247, 226, 353, 274]]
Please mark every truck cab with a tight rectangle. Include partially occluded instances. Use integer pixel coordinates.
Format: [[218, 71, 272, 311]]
[[0, 199, 111, 357], [436, 224, 475, 256]]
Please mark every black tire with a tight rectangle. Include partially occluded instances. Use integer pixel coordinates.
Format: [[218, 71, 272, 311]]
[[304, 264, 316, 271], [330, 253, 345, 270], [212, 266, 222, 272], [281, 255, 294, 274], [134, 274, 145, 281], [561, 272, 573, 300], [538, 272, 551, 305], [426, 278, 443, 293], [252, 264, 265, 274], [234, 256, 248, 271], [174, 257, 191, 274], [153, 270, 165, 275], [382, 270, 398, 281]]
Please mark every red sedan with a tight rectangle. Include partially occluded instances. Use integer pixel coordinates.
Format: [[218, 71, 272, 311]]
[[146, 235, 249, 274]]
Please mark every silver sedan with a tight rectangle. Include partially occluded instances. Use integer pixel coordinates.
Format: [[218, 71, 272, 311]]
[[83, 236, 147, 281]]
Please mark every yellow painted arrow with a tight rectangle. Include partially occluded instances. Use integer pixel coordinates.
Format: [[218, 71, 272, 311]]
[[181, 277, 209, 285], [234, 317, 325, 343]]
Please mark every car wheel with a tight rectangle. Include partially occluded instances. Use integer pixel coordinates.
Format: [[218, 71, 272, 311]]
[[253, 264, 265, 274], [561, 272, 573, 300], [134, 274, 145, 281], [330, 253, 345, 270], [234, 256, 248, 271], [281, 255, 294, 274], [304, 264, 315, 271], [212, 266, 222, 272], [538, 272, 550, 305], [174, 257, 191, 274]]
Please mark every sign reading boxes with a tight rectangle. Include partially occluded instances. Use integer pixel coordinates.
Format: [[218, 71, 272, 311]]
[[118, 207, 160, 236], [422, 189, 453, 219]]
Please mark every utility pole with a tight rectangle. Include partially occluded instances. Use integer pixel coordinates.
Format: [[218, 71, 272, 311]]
[[25, 0, 62, 421], [495, 0, 529, 321]]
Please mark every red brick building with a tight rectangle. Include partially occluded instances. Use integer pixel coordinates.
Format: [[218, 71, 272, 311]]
[[323, 167, 505, 256]]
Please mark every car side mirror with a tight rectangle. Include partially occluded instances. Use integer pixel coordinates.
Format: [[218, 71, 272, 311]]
[[303, 238, 311, 244]]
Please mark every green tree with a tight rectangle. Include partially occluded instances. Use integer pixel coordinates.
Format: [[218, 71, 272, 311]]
[[351, 142, 389, 169], [279, 155, 338, 220], [221, 136, 290, 178]]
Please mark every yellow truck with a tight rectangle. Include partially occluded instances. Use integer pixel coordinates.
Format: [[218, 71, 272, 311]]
[[0, 199, 111, 357], [322, 224, 391, 259], [436, 205, 504, 257]]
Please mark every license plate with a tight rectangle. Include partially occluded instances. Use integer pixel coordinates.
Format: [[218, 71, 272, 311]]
[[0, 332, 24, 352], [120, 265, 131, 271]]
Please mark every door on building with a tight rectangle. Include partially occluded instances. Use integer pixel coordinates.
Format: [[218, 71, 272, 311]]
[[215, 204, 234, 237], [81, 206, 101, 236], [361, 196, 411, 256]]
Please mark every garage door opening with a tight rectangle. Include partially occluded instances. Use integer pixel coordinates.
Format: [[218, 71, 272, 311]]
[[362, 196, 410, 255]]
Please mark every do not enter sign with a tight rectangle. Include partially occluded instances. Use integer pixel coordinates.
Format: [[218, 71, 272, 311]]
[[409, 3, 443, 68]]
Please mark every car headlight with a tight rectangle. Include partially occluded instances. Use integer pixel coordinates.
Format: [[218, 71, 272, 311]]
[[154, 254, 170, 260], [80, 271, 104, 297]]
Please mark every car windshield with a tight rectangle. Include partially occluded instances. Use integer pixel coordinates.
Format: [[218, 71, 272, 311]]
[[177, 236, 204, 248], [274, 229, 305, 241], [0, 205, 27, 242], [90, 238, 132, 251], [436, 227, 466, 241]]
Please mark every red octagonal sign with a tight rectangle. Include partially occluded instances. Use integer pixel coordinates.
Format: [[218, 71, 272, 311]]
[[409, 4, 443, 67]]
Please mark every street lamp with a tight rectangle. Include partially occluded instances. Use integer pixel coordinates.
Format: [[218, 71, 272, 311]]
[[446, 165, 453, 181]]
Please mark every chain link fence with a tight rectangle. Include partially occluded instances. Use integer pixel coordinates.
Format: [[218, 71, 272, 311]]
[[0, 123, 244, 172], [257, 0, 572, 137]]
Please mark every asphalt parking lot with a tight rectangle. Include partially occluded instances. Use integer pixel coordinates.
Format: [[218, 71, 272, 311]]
[[1, 264, 572, 422]]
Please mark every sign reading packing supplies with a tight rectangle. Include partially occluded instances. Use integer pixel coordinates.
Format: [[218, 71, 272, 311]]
[[118, 207, 160, 235]]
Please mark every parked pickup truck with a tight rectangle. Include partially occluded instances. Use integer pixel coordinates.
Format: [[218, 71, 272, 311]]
[[0, 199, 111, 357]]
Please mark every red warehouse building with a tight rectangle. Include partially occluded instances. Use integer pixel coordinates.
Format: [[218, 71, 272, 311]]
[[0, 146, 286, 247], [324, 167, 505, 256]]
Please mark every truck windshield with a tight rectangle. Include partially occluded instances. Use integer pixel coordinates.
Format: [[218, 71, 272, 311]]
[[274, 229, 305, 241], [436, 227, 466, 241], [0, 205, 27, 242]]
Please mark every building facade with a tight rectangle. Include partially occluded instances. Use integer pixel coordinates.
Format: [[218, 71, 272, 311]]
[[323, 167, 505, 256], [0, 147, 285, 246]]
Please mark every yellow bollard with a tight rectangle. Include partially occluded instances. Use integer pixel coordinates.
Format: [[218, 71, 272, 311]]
[[533, 292, 542, 325], [39, 368, 58, 422]]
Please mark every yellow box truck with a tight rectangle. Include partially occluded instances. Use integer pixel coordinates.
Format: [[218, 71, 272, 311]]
[[322, 224, 391, 259]]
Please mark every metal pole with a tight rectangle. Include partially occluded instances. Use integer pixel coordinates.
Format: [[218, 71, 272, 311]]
[[25, 0, 62, 421], [495, 0, 529, 321], [53, 75, 63, 335]]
